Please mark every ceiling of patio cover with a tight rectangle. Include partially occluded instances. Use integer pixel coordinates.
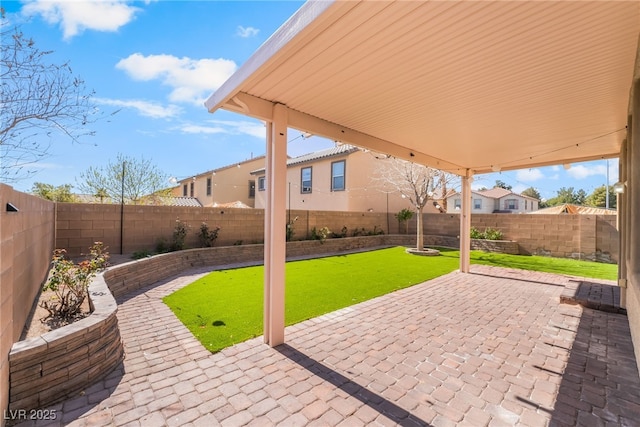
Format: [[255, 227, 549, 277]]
[[206, 1, 640, 176]]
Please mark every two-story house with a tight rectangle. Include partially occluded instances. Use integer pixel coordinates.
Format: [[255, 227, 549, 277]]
[[251, 144, 441, 214], [446, 187, 539, 214], [172, 156, 265, 208]]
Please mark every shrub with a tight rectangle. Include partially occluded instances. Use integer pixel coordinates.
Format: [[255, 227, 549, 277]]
[[155, 237, 169, 254], [332, 226, 348, 238], [41, 242, 110, 322], [470, 226, 484, 239], [484, 227, 504, 240], [395, 208, 414, 234], [310, 226, 331, 244], [470, 227, 504, 240], [199, 222, 220, 247], [132, 249, 152, 259], [286, 216, 298, 241], [171, 219, 189, 251]]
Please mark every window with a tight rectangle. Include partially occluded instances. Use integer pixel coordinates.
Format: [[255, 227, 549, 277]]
[[505, 199, 518, 210], [454, 199, 461, 210], [525, 200, 528, 210], [206, 177, 212, 196], [301, 167, 312, 193], [183, 184, 187, 197], [331, 160, 345, 191], [473, 199, 482, 210], [189, 182, 194, 197], [248, 180, 255, 198], [258, 176, 266, 191]]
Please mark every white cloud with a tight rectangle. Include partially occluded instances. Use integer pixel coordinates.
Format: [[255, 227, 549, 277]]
[[116, 53, 237, 105], [177, 120, 265, 138], [236, 25, 259, 38], [567, 164, 606, 180], [22, 0, 142, 40], [179, 125, 226, 135], [516, 168, 544, 182], [95, 97, 181, 119]]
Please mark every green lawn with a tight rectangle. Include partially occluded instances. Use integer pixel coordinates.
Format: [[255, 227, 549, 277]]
[[163, 246, 617, 352]]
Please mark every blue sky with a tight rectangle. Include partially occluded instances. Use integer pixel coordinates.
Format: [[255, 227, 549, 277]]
[[2, 0, 618, 201]]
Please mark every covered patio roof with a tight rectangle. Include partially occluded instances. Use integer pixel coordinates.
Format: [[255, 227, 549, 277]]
[[206, 0, 639, 174], [205, 0, 640, 347]]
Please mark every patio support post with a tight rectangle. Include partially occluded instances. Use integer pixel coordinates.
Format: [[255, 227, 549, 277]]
[[618, 138, 628, 308], [264, 103, 288, 347], [460, 170, 472, 273]]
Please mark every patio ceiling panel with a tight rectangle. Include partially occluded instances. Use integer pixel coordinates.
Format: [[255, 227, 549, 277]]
[[207, 0, 639, 175]]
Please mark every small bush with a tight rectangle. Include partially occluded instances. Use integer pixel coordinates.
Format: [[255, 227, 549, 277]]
[[199, 222, 220, 247], [155, 238, 169, 254], [41, 242, 110, 322], [395, 208, 414, 234], [310, 226, 331, 244], [484, 227, 504, 240], [286, 216, 298, 242], [470, 227, 484, 239], [332, 226, 348, 238], [470, 227, 504, 240], [132, 249, 152, 259], [171, 219, 189, 251]]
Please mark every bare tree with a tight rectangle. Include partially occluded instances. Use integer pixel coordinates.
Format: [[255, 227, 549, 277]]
[[1, 22, 101, 182], [375, 158, 457, 251], [77, 153, 169, 204]]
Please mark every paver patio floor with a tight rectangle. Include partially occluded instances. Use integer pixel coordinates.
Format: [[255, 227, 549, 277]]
[[16, 264, 640, 426]]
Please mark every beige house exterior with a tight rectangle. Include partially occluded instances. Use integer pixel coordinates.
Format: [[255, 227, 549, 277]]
[[447, 187, 539, 214], [172, 156, 265, 208], [252, 144, 440, 215]]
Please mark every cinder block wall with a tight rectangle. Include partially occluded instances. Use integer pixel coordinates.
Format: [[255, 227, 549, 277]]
[[55, 204, 618, 262], [0, 184, 54, 425]]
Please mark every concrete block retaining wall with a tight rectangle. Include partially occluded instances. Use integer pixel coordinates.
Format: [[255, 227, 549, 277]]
[[8, 275, 122, 413]]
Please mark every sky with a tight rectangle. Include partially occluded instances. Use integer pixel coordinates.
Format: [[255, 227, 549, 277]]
[[2, 0, 619, 201]]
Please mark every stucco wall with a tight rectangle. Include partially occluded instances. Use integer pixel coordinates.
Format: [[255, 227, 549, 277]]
[[254, 150, 434, 214], [0, 184, 55, 425], [625, 77, 640, 375]]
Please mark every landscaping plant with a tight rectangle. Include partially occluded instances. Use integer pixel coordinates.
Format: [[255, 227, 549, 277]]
[[395, 208, 413, 234], [171, 218, 189, 251], [199, 222, 221, 247], [41, 242, 110, 322]]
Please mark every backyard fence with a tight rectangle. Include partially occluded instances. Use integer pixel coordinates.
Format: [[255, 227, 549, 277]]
[[53, 203, 618, 262]]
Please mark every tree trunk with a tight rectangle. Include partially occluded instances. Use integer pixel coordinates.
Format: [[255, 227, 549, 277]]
[[416, 207, 424, 250]]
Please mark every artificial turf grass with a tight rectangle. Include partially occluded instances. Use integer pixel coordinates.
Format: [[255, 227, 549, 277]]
[[462, 250, 616, 280], [163, 246, 459, 352], [163, 246, 618, 353]]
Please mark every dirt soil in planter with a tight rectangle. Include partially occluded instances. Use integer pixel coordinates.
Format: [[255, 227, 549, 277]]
[[20, 254, 132, 340]]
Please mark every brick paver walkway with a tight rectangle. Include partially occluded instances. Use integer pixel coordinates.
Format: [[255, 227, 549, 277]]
[[14, 265, 640, 426]]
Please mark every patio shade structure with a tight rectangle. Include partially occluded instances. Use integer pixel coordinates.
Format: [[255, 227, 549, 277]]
[[205, 1, 640, 349]]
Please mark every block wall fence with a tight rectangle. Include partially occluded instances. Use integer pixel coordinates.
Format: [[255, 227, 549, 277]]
[[54, 203, 618, 262], [0, 184, 55, 426]]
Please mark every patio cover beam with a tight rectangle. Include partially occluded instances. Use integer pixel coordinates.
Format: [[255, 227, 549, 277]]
[[222, 92, 465, 175]]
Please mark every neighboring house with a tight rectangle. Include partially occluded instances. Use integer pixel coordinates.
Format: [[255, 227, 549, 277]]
[[446, 187, 539, 214], [172, 156, 265, 208], [251, 144, 441, 214]]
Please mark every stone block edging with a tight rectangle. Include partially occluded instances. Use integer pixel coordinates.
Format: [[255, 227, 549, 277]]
[[8, 275, 123, 412]]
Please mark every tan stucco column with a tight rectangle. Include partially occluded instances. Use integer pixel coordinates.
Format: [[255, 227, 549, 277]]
[[460, 171, 472, 273], [264, 103, 288, 346]]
